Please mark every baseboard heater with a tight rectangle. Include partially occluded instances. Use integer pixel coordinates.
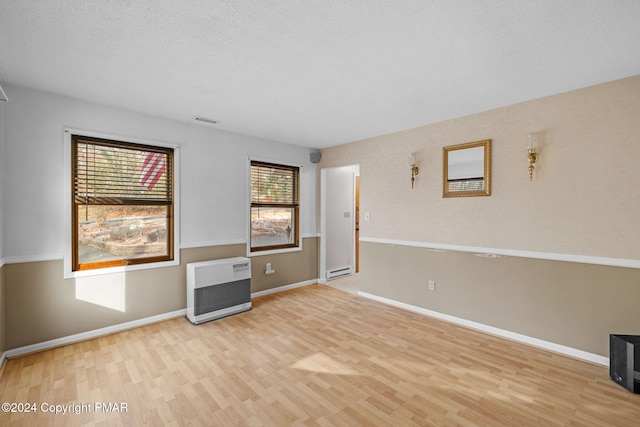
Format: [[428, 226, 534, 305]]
[[187, 257, 251, 325], [326, 266, 354, 280]]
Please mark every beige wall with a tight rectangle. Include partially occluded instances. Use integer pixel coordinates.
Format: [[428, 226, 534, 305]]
[[321, 76, 640, 260], [4, 238, 317, 350], [320, 76, 640, 357], [361, 242, 640, 356]]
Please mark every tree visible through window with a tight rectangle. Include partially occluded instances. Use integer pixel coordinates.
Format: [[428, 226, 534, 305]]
[[72, 135, 174, 271], [250, 161, 299, 252]]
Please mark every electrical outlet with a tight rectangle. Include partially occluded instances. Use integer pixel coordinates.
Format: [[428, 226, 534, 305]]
[[265, 262, 275, 275], [428, 280, 436, 291]]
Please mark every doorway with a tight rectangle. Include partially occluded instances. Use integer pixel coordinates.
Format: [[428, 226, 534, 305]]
[[320, 165, 360, 282]]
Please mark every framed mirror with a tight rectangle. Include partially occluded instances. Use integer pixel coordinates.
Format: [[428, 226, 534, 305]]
[[443, 139, 491, 198]]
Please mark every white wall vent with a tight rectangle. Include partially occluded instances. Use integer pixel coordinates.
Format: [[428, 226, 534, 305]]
[[193, 116, 217, 125], [326, 266, 353, 280], [187, 257, 251, 324]]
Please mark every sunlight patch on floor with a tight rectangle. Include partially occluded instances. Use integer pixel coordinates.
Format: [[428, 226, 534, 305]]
[[291, 352, 360, 375]]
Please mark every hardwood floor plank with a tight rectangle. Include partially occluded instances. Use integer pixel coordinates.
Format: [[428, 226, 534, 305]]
[[1, 284, 639, 426]]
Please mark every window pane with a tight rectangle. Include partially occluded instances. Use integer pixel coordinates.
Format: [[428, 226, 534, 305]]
[[77, 205, 169, 265], [251, 207, 295, 248], [251, 163, 297, 205], [75, 140, 172, 204]]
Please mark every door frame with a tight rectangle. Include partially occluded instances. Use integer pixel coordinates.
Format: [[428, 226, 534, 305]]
[[319, 164, 360, 282]]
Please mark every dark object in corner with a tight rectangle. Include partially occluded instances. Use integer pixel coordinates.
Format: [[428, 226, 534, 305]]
[[610, 334, 640, 393]]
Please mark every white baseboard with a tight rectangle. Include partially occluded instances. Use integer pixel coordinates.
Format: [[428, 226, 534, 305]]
[[251, 279, 316, 298], [358, 291, 609, 367], [2, 280, 317, 362], [5, 309, 187, 359], [4, 282, 604, 371]]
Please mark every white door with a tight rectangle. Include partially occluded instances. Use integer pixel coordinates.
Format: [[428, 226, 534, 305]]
[[321, 165, 359, 280]]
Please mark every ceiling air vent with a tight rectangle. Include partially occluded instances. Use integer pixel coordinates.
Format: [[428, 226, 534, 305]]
[[193, 116, 217, 125]]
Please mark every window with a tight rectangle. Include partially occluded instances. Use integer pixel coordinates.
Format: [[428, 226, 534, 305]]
[[72, 135, 174, 271], [250, 161, 300, 252]]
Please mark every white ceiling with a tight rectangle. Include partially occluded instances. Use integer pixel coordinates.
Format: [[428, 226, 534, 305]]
[[1, 1, 639, 149]]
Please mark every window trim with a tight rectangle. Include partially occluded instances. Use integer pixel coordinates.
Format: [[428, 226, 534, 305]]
[[64, 128, 180, 278], [247, 157, 302, 257]]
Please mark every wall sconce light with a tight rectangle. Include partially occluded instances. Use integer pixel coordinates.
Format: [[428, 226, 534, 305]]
[[409, 152, 419, 189], [526, 133, 538, 181]]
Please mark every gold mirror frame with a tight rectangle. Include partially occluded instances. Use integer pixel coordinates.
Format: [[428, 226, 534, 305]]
[[443, 139, 491, 198]]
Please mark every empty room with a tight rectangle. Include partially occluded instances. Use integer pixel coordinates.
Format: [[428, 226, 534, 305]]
[[1, 1, 640, 425]]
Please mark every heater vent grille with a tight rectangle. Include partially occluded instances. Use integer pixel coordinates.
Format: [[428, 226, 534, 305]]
[[194, 279, 250, 316]]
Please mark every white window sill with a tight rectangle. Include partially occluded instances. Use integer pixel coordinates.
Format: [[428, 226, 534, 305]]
[[64, 258, 180, 279], [247, 246, 302, 257]]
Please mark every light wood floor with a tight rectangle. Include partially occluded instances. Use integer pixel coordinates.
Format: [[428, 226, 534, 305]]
[[323, 273, 359, 295], [1, 284, 638, 426]]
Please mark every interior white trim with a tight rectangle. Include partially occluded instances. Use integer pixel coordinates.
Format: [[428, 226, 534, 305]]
[[180, 239, 247, 249], [5, 309, 187, 359], [247, 245, 303, 258], [301, 233, 320, 239], [2, 236, 321, 264], [250, 279, 316, 298], [358, 291, 609, 366], [3, 254, 64, 264], [360, 236, 640, 269], [181, 235, 318, 250], [3, 280, 317, 361]]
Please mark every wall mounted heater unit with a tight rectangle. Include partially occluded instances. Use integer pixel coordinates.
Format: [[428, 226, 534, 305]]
[[187, 257, 251, 325]]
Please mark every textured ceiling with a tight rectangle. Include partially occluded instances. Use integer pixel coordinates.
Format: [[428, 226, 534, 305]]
[[1, 1, 639, 149]]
